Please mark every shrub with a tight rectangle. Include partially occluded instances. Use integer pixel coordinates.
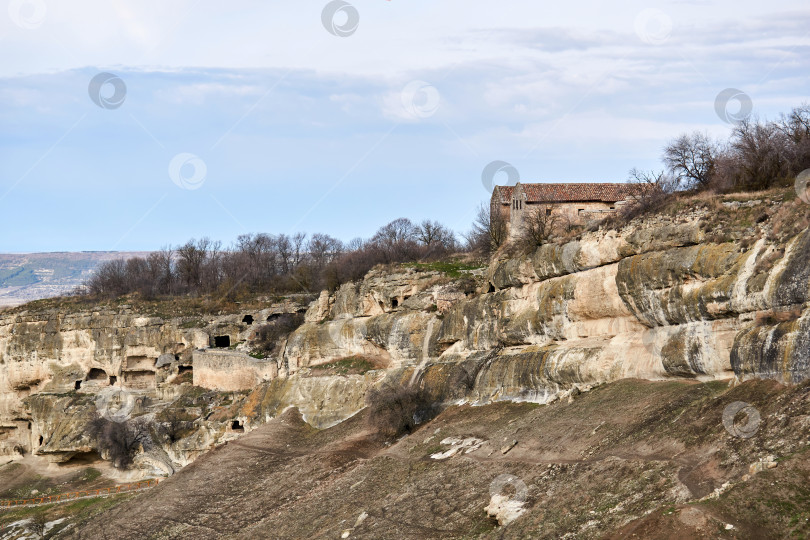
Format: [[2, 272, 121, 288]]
[[615, 168, 678, 222], [516, 206, 560, 253], [86, 416, 150, 469], [365, 382, 438, 438]]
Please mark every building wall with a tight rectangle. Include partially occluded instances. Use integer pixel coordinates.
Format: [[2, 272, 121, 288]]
[[193, 350, 278, 392], [538, 201, 618, 223], [490, 188, 511, 223], [507, 201, 623, 238]]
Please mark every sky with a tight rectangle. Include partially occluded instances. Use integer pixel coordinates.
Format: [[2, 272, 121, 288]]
[[0, 0, 808, 252]]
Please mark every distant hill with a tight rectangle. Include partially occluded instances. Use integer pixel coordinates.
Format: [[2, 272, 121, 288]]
[[0, 252, 148, 307]]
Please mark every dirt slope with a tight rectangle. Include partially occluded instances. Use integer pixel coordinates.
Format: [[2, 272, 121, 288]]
[[58, 378, 810, 539]]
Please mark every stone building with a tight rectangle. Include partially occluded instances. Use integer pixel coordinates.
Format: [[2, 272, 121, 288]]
[[490, 182, 646, 237]]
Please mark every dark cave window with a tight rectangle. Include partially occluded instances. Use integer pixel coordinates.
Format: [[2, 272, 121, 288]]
[[242, 315, 254, 324], [214, 335, 231, 348], [231, 420, 244, 432], [87, 368, 107, 381]]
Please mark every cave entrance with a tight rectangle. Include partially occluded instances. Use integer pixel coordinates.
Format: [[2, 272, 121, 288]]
[[109, 375, 117, 385], [231, 420, 244, 432], [267, 313, 280, 322], [61, 450, 102, 466], [39, 435, 43, 445], [488, 283, 496, 293], [214, 335, 231, 348], [74, 381, 82, 390], [242, 315, 254, 325], [391, 298, 399, 308], [87, 368, 107, 381], [178, 366, 193, 375]]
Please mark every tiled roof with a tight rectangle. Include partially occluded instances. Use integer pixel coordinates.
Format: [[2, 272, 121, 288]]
[[515, 183, 646, 203], [493, 185, 514, 204]]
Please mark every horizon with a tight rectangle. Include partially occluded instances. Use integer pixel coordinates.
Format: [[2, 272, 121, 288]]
[[2, 0, 809, 252]]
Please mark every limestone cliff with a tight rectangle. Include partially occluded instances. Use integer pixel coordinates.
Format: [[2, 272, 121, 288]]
[[1, 192, 808, 477], [282, 194, 809, 408]]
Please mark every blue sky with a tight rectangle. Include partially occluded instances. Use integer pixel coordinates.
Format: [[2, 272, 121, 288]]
[[1, 0, 809, 252]]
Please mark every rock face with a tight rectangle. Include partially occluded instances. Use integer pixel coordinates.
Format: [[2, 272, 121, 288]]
[[1, 197, 808, 475], [0, 300, 324, 469], [283, 204, 810, 408]]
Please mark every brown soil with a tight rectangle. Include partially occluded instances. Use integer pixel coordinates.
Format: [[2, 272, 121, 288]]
[[47, 378, 810, 539]]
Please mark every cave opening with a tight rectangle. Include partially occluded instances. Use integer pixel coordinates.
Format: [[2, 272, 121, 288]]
[[109, 375, 117, 385], [87, 368, 107, 381], [178, 365, 193, 376], [391, 298, 399, 308], [267, 313, 281, 322], [74, 380, 82, 390], [61, 450, 102, 466], [38, 435, 43, 445], [214, 335, 231, 348], [242, 315, 254, 325], [231, 420, 244, 432], [488, 283, 496, 293]]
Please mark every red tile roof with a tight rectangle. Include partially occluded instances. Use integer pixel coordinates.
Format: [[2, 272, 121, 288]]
[[516, 183, 645, 203], [493, 185, 514, 204]]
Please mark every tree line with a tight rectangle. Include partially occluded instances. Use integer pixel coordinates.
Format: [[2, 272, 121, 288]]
[[83, 218, 461, 298], [631, 103, 810, 194], [472, 102, 810, 254]]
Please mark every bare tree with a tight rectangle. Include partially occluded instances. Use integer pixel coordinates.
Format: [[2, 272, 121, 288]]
[[86, 258, 128, 296], [147, 247, 175, 295], [416, 220, 456, 258], [308, 233, 343, 271], [464, 203, 506, 254], [518, 206, 559, 250], [725, 118, 793, 191], [87, 416, 150, 469], [370, 218, 419, 263], [277, 234, 293, 275], [662, 131, 717, 189], [778, 103, 810, 143], [620, 168, 677, 219], [176, 238, 212, 291]]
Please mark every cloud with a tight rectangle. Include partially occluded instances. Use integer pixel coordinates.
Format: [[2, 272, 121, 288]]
[[1, 1, 809, 250]]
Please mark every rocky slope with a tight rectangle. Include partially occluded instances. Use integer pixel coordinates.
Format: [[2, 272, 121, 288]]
[[50, 377, 810, 539], [289, 192, 810, 409], [0, 189, 808, 483]]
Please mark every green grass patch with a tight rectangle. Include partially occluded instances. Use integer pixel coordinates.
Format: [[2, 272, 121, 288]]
[[180, 319, 207, 329], [403, 261, 484, 279], [312, 356, 377, 375]]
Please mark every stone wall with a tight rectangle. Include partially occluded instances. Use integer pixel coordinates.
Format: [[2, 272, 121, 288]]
[[192, 350, 278, 391]]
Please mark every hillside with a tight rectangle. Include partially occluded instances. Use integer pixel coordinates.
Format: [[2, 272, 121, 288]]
[[28, 378, 810, 539], [0, 187, 809, 538], [0, 252, 147, 308]]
